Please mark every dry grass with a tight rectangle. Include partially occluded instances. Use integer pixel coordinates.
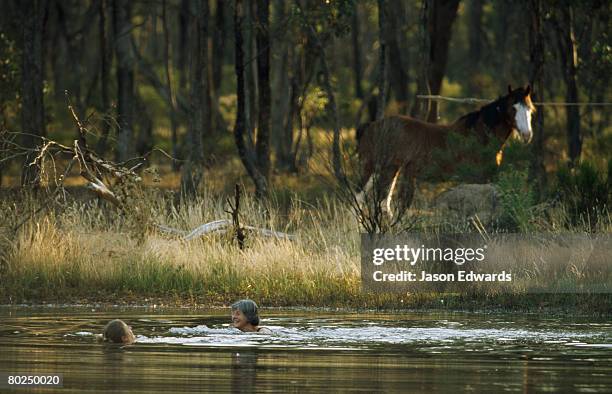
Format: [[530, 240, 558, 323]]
[[1, 172, 610, 312], [1, 187, 367, 305]]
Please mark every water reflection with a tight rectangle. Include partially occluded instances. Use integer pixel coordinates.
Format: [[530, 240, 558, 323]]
[[0, 306, 610, 392], [231, 352, 258, 393]]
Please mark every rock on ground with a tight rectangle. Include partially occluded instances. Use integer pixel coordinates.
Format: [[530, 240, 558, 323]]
[[434, 183, 500, 225]]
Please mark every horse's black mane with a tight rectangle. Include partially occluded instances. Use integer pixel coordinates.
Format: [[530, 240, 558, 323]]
[[459, 96, 507, 130]]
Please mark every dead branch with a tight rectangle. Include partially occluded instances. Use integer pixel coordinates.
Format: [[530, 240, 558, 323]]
[[155, 220, 296, 241], [225, 184, 246, 248]]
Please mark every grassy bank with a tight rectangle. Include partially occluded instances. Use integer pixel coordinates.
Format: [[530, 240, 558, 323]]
[[1, 180, 611, 314]]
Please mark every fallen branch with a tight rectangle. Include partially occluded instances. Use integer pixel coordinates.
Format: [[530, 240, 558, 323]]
[[155, 220, 296, 241]]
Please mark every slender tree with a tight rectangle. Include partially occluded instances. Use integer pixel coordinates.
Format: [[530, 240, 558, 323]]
[[376, 0, 388, 120], [178, 0, 190, 95], [96, 0, 112, 155], [553, 4, 582, 164], [255, 0, 271, 182], [234, 0, 268, 198], [271, 0, 291, 172], [410, 0, 431, 119], [426, 0, 460, 123], [528, 0, 546, 197], [384, 0, 409, 114], [467, 0, 483, 94], [20, 0, 48, 186], [112, 0, 135, 162], [298, 3, 344, 183], [161, 0, 180, 170], [212, 0, 225, 95], [244, 1, 257, 139], [351, 3, 364, 101], [180, 0, 210, 198]]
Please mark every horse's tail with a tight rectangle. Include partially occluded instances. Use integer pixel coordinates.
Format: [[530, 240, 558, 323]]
[[355, 121, 372, 152]]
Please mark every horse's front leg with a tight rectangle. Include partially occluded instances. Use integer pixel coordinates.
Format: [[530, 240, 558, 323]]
[[356, 163, 399, 216], [384, 169, 401, 218], [393, 165, 417, 220], [355, 161, 375, 207]]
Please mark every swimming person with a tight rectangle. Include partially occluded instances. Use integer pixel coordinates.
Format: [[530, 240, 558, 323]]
[[231, 299, 272, 334], [103, 319, 136, 344]]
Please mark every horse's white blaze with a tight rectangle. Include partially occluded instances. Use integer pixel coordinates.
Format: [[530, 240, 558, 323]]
[[513, 103, 533, 143]]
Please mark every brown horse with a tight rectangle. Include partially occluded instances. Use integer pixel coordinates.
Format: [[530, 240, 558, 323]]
[[356, 85, 535, 218]]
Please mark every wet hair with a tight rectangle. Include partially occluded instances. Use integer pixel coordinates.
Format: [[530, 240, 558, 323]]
[[103, 319, 132, 343], [231, 299, 260, 326]]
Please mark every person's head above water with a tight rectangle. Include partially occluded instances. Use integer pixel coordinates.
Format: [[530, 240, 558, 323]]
[[231, 299, 271, 333], [103, 319, 135, 344], [231, 299, 259, 331]]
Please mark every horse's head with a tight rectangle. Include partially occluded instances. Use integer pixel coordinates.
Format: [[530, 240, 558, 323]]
[[477, 84, 535, 145], [504, 85, 535, 143]]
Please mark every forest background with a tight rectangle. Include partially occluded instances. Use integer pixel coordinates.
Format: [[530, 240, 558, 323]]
[[0, 0, 610, 308]]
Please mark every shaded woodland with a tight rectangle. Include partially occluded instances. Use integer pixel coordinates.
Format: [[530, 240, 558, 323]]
[[0, 0, 610, 203]]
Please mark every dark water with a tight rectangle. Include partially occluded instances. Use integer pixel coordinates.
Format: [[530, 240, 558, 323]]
[[0, 306, 611, 393]]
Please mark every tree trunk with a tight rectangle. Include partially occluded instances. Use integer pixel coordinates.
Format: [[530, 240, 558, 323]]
[[112, 0, 135, 162], [271, 0, 291, 172], [467, 0, 483, 94], [556, 5, 582, 164], [351, 3, 363, 100], [212, 0, 225, 95], [410, 0, 431, 119], [527, 0, 546, 197], [255, 0, 271, 182], [244, 1, 257, 140], [55, 2, 83, 113], [161, 0, 180, 171], [178, 0, 190, 95], [384, 0, 409, 114], [180, 0, 210, 198], [96, 0, 112, 155], [376, 0, 388, 120], [20, 0, 47, 186], [302, 12, 344, 183], [426, 0, 460, 123], [134, 94, 153, 156], [493, 1, 511, 80], [234, 0, 267, 198], [278, 24, 317, 173]]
